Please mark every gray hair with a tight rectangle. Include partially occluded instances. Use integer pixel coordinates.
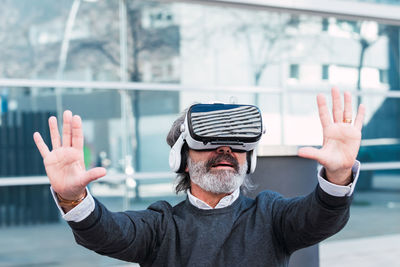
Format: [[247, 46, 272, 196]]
[[166, 108, 256, 194], [166, 110, 191, 194]]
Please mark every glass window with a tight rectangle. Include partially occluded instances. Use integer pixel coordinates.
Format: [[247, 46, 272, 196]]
[[379, 69, 389, 83], [0, 0, 122, 81], [1, 1, 399, 266], [322, 18, 329, 32], [322, 64, 329, 80], [289, 64, 300, 79]]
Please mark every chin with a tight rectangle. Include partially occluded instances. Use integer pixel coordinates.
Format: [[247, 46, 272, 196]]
[[209, 168, 237, 174]]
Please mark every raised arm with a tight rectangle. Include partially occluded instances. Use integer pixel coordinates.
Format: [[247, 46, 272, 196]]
[[34, 111, 164, 263], [33, 110, 106, 212], [272, 89, 366, 253], [298, 88, 365, 185]]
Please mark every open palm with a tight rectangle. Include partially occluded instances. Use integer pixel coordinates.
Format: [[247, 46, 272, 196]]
[[34, 110, 106, 200], [298, 88, 365, 185]]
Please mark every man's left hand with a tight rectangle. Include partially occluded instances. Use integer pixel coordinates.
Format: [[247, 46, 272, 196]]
[[298, 87, 366, 186]]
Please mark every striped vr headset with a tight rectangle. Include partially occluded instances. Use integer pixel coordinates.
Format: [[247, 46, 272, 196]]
[[169, 103, 265, 174]]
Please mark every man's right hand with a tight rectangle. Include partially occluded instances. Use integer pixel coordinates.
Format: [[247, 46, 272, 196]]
[[33, 110, 106, 202]]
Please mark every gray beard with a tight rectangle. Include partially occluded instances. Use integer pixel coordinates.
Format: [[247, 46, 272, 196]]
[[187, 157, 248, 194]]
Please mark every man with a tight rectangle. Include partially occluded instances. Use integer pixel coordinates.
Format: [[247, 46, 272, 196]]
[[33, 88, 365, 266]]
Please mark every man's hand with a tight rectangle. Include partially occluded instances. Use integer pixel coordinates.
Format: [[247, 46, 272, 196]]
[[33, 110, 106, 201], [298, 88, 365, 185]]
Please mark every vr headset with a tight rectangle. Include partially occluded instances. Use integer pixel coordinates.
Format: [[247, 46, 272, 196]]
[[169, 103, 265, 174]]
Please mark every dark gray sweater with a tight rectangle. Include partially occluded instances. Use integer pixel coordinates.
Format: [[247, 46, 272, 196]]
[[69, 185, 352, 267]]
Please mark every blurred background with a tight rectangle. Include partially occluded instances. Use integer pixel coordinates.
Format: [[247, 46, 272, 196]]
[[0, 0, 399, 266]]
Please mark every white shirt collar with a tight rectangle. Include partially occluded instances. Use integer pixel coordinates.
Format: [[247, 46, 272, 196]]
[[187, 187, 240, 210]]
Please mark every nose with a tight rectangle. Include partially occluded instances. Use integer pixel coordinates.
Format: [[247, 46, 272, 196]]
[[216, 146, 232, 154]]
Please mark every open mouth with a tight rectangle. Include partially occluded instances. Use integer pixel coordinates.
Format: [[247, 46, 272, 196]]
[[212, 161, 234, 168], [206, 154, 239, 172]]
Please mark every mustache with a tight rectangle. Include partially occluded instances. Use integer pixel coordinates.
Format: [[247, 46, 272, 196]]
[[205, 153, 239, 172]]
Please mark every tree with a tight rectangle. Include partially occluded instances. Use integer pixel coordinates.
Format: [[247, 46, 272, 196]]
[[336, 20, 383, 105], [230, 11, 297, 87], [0, 0, 73, 80], [1, 0, 181, 172]]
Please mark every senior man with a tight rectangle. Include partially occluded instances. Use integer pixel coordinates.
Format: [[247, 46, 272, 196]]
[[33, 88, 365, 266]]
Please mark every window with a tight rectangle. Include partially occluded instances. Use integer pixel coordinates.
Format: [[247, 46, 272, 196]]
[[145, 8, 175, 29], [379, 69, 389, 84], [289, 64, 299, 79], [322, 18, 329, 32], [288, 15, 300, 28], [322, 65, 329, 80]]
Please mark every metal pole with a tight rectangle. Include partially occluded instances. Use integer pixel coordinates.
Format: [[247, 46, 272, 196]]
[[119, 0, 134, 210], [279, 63, 286, 145]]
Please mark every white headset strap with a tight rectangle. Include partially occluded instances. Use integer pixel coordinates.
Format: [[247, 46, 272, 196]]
[[169, 131, 187, 172], [172, 132, 185, 153]]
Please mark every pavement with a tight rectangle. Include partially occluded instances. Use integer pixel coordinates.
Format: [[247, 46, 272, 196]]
[[1, 180, 399, 267], [320, 234, 400, 267]]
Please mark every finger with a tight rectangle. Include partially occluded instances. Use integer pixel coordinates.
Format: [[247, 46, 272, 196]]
[[343, 91, 352, 122], [82, 167, 107, 186], [331, 87, 343, 123], [354, 104, 366, 131], [72, 115, 84, 150], [33, 132, 50, 158], [316, 94, 332, 128], [297, 146, 323, 162], [62, 110, 73, 147], [48, 116, 61, 150]]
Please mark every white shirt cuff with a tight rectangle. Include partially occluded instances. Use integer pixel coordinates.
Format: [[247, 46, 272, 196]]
[[50, 187, 95, 222], [317, 160, 361, 197]]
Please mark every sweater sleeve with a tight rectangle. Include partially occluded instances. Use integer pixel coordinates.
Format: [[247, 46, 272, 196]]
[[67, 198, 170, 264], [269, 185, 352, 255]]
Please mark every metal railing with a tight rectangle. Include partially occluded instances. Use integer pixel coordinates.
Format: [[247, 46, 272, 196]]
[[1, 78, 400, 179], [0, 78, 399, 225]]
